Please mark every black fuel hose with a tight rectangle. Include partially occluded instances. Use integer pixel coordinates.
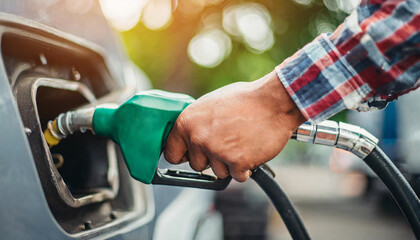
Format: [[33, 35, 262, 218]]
[[252, 166, 310, 240], [363, 147, 420, 238]]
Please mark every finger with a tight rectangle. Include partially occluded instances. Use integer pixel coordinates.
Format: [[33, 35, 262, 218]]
[[188, 146, 209, 172], [210, 160, 230, 179], [164, 128, 187, 164], [229, 167, 251, 182]]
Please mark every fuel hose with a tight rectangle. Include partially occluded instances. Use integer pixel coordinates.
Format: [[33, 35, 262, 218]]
[[363, 147, 420, 238], [252, 146, 420, 240], [251, 165, 310, 240], [293, 120, 420, 239]]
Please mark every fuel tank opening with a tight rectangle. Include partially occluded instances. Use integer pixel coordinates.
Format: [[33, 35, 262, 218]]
[[34, 79, 119, 203]]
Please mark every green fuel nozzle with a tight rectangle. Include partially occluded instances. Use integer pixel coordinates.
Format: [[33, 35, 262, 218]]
[[43, 90, 231, 190], [93, 90, 194, 183]]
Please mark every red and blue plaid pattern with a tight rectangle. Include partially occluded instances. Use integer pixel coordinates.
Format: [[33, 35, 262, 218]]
[[276, 0, 420, 123]]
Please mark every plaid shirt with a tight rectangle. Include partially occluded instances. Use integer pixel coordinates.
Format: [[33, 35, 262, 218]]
[[275, 0, 420, 123]]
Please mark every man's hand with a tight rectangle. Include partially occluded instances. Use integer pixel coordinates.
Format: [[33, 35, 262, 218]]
[[163, 70, 306, 182]]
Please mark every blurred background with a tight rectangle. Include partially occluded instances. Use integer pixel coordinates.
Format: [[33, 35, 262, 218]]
[[98, 0, 416, 239], [99, 0, 352, 98]]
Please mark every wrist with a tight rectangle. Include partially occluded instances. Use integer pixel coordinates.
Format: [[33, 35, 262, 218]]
[[253, 70, 306, 130]]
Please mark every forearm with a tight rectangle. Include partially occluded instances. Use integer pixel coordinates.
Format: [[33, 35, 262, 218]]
[[276, 0, 420, 123]]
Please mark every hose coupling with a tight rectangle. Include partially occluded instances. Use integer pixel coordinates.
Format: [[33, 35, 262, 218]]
[[44, 107, 95, 147], [292, 120, 379, 159]]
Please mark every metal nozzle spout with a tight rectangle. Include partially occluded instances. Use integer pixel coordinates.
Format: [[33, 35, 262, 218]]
[[292, 120, 379, 159], [43, 107, 95, 147]]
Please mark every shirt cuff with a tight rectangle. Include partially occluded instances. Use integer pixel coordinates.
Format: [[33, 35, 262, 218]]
[[275, 33, 373, 123]]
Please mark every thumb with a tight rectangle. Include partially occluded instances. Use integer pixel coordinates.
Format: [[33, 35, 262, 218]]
[[163, 126, 188, 164]]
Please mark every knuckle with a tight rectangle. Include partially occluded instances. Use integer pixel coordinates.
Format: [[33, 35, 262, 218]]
[[176, 113, 190, 132], [229, 159, 241, 169], [190, 132, 208, 148], [189, 134, 201, 146], [240, 158, 254, 170]]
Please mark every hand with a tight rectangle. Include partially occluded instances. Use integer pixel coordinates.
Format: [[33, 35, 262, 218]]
[[163, 70, 306, 182]]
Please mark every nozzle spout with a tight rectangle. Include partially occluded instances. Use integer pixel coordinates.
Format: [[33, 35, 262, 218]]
[[292, 120, 379, 159], [43, 107, 95, 147]]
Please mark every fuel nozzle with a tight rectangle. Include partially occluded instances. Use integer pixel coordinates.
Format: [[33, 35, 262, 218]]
[[44, 90, 195, 184]]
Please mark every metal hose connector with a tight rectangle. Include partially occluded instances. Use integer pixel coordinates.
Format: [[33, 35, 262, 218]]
[[44, 107, 95, 147], [292, 120, 379, 159]]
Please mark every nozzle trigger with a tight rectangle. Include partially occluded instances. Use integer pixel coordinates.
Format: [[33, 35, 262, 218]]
[[152, 168, 232, 190]]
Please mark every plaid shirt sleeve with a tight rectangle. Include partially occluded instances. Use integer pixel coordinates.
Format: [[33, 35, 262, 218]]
[[275, 0, 420, 123]]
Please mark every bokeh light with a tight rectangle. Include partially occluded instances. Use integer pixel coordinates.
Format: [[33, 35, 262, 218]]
[[222, 3, 274, 53], [121, 0, 350, 95], [142, 0, 173, 30], [222, 4, 242, 38], [99, 0, 149, 32], [188, 28, 232, 68], [337, 0, 361, 13], [324, 0, 361, 13], [293, 0, 313, 6], [323, 0, 339, 12], [316, 21, 336, 34]]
